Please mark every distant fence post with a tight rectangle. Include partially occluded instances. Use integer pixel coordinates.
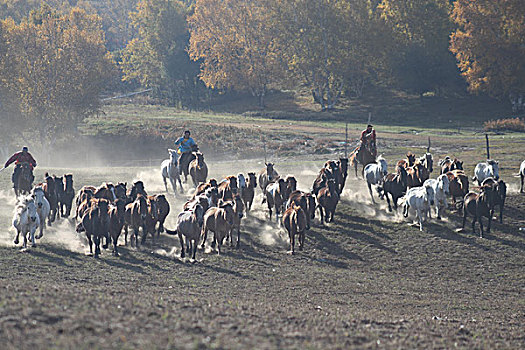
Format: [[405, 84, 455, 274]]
[[344, 122, 348, 158], [485, 134, 490, 159]]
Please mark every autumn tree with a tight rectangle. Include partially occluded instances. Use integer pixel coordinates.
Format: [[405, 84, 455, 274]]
[[0, 5, 117, 149], [377, 0, 460, 96], [450, 0, 525, 105], [188, 0, 283, 107], [121, 0, 201, 107]]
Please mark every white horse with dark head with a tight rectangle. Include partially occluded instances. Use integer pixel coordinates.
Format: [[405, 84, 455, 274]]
[[32, 186, 50, 239], [161, 149, 183, 194], [13, 195, 40, 248], [473, 159, 499, 185]]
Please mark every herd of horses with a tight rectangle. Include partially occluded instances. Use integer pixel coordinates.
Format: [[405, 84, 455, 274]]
[[9, 145, 525, 257]]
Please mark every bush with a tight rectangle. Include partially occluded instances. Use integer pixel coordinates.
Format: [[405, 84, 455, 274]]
[[483, 117, 525, 132]]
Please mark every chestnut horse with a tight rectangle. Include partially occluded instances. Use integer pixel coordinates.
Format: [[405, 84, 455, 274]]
[[349, 144, 376, 178], [282, 204, 307, 254], [189, 152, 208, 187]]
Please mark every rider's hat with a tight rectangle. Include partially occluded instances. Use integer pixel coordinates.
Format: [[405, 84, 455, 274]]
[[22, 146, 28, 151], [367, 124, 373, 128], [184, 130, 191, 135]]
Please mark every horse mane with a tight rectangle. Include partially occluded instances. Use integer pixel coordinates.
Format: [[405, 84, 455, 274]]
[[486, 159, 498, 165]]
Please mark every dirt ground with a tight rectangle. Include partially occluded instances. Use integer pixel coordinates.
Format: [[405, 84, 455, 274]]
[[0, 153, 524, 349]]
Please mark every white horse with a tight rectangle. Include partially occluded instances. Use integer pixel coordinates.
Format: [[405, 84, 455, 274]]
[[423, 174, 449, 220], [13, 195, 40, 248], [364, 156, 388, 203], [161, 149, 183, 194], [403, 183, 435, 231], [237, 173, 246, 198], [32, 187, 50, 239], [473, 159, 499, 185]]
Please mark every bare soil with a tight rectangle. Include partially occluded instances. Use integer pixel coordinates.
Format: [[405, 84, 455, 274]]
[[0, 155, 524, 349]]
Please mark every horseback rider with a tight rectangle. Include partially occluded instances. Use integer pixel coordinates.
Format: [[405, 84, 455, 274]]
[[360, 124, 377, 158], [4, 146, 37, 187], [174, 130, 198, 175]]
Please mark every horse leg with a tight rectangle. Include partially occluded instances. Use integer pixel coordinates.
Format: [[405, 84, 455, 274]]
[[417, 209, 423, 231], [289, 229, 295, 255], [14, 229, 20, 245], [318, 206, 324, 224], [163, 176, 169, 193], [354, 162, 358, 178], [87, 234, 94, 255], [367, 182, 375, 204], [520, 174, 524, 193], [94, 235, 101, 258], [178, 232, 185, 259], [22, 231, 28, 249], [30, 227, 36, 248], [112, 234, 119, 257], [299, 230, 304, 251], [192, 240, 197, 260], [479, 216, 485, 238], [178, 177, 184, 194], [236, 227, 241, 248], [200, 227, 207, 250], [385, 193, 392, 212]]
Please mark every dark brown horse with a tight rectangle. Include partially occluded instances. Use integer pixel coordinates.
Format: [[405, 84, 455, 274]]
[[258, 162, 279, 196], [481, 177, 506, 224], [194, 178, 218, 198], [317, 178, 339, 223], [108, 199, 126, 256], [461, 184, 496, 238], [189, 152, 208, 187], [407, 163, 429, 188], [241, 172, 257, 212], [124, 194, 148, 248], [337, 157, 349, 194], [128, 181, 147, 202], [58, 174, 75, 218], [94, 183, 116, 201], [153, 194, 170, 235], [377, 166, 408, 211], [283, 204, 307, 254], [14, 163, 33, 197], [312, 167, 334, 196], [397, 152, 417, 169], [218, 176, 238, 201], [43, 174, 58, 224], [349, 144, 376, 178], [76, 198, 110, 258], [287, 190, 315, 229]]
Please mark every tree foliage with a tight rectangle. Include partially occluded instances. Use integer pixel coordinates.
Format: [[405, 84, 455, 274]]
[[121, 0, 201, 107], [0, 5, 117, 145], [188, 0, 282, 107], [450, 0, 525, 100]]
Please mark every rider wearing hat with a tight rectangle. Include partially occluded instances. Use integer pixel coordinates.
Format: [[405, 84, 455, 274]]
[[174, 130, 197, 175], [360, 124, 377, 157], [4, 146, 37, 186]]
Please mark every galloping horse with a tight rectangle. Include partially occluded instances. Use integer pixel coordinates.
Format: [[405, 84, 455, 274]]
[[14, 163, 33, 197], [348, 144, 376, 178]]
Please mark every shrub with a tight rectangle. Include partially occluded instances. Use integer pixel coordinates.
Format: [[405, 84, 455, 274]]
[[483, 117, 525, 132]]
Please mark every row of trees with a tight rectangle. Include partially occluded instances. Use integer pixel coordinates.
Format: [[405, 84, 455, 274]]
[[0, 0, 524, 150]]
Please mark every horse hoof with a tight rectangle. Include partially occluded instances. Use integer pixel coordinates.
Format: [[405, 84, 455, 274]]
[[14, 239, 19, 245], [287, 250, 295, 255], [32, 243, 37, 248]]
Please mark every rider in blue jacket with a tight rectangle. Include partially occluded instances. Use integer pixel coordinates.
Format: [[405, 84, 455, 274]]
[[174, 130, 197, 175]]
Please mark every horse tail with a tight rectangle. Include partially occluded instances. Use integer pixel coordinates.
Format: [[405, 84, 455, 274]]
[[164, 228, 178, 235]]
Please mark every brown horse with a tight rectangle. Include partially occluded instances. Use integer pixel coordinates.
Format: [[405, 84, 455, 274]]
[[58, 174, 75, 218], [124, 195, 148, 248], [439, 156, 463, 174], [128, 181, 147, 202], [94, 183, 116, 201], [258, 162, 279, 196], [446, 170, 469, 208], [283, 204, 307, 254], [218, 176, 238, 201], [42, 173, 58, 224], [337, 157, 349, 194], [377, 165, 408, 212], [287, 190, 315, 230], [461, 184, 496, 238], [141, 196, 159, 245], [152, 194, 170, 235], [241, 172, 257, 212], [407, 163, 429, 188], [481, 177, 506, 224], [317, 178, 339, 223], [397, 152, 417, 169], [14, 163, 33, 197], [165, 204, 205, 260], [349, 144, 376, 178], [201, 202, 235, 254], [194, 178, 218, 198], [75, 186, 95, 219], [114, 182, 128, 201], [312, 167, 334, 196], [229, 195, 245, 248], [284, 176, 298, 202], [189, 152, 208, 187], [76, 198, 110, 257], [108, 199, 127, 256]]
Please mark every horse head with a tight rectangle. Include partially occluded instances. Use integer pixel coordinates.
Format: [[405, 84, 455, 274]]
[[285, 176, 297, 193], [406, 152, 416, 167], [227, 176, 238, 194], [377, 156, 388, 176], [168, 149, 179, 165], [487, 159, 500, 180], [115, 182, 127, 200], [424, 183, 435, 206], [265, 163, 275, 181], [248, 172, 257, 188], [32, 187, 46, 208], [194, 204, 205, 227], [439, 174, 450, 195], [64, 174, 74, 191], [195, 152, 204, 165], [453, 159, 464, 171], [338, 157, 349, 173], [423, 153, 433, 173], [234, 194, 244, 219]]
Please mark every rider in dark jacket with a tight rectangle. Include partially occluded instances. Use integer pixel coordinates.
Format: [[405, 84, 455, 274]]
[[4, 146, 37, 186]]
